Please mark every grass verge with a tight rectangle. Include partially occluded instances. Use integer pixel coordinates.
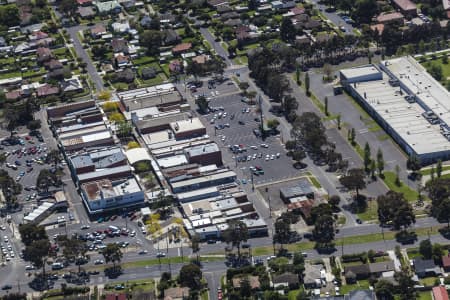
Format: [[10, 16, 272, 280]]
[[382, 171, 418, 202]]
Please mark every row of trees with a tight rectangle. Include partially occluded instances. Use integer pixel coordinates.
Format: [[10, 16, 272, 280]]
[[19, 223, 123, 290]]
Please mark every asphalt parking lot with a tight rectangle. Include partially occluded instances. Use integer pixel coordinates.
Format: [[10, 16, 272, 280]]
[[190, 77, 240, 99], [2, 135, 51, 207], [201, 94, 300, 186]]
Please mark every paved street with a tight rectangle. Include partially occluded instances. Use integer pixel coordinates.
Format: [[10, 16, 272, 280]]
[[308, 1, 355, 34], [199, 28, 233, 67], [66, 26, 104, 92]]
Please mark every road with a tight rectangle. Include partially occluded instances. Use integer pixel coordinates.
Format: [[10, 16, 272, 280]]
[[308, 0, 355, 35], [199, 28, 233, 67], [50, 5, 104, 92], [66, 26, 104, 92]]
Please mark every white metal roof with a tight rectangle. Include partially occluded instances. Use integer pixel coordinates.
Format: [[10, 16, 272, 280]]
[[126, 147, 151, 165]]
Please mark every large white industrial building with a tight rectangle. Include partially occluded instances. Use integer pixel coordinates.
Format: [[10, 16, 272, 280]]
[[340, 56, 450, 164]]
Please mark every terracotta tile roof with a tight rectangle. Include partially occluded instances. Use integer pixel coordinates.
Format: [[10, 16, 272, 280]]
[[172, 42, 192, 53]]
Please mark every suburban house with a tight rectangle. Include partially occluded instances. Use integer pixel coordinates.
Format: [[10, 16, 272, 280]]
[[368, 261, 395, 277], [163, 287, 190, 300], [91, 25, 107, 38], [232, 276, 260, 290], [344, 264, 370, 283], [392, 0, 417, 16], [172, 43, 192, 55], [272, 272, 299, 289], [376, 12, 404, 24], [413, 258, 442, 278], [36, 47, 53, 63], [304, 263, 325, 288], [37, 84, 59, 98]]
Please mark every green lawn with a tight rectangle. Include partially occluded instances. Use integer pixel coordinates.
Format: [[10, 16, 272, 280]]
[[357, 199, 378, 221], [133, 56, 157, 66], [339, 279, 370, 295], [419, 277, 438, 287], [418, 291, 433, 300], [288, 288, 305, 300], [308, 176, 322, 188], [420, 165, 450, 175], [422, 58, 450, 84], [382, 171, 419, 202], [104, 278, 155, 292]]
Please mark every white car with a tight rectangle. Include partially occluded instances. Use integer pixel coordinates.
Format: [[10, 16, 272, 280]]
[[265, 155, 270, 161], [250, 146, 258, 150], [276, 153, 280, 158], [25, 265, 35, 270], [130, 230, 136, 237], [270, 155, 275, 160], [10, 252, 14, 258], [3, 236, 8, 243]]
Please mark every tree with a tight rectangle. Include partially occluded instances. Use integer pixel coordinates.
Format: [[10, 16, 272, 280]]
[[353, 0, 378, 24], [98, 91, 112, 101], [195, 95, 209, 113], [47, 149, 61, 168], [222, 220, 248, 259], [179, 263, 202, 290], [323, 64, 333, 81], [0, 153, 6, 166], [337, 114, 341, 129], [273, 218, 290, 249], [437, 160, 443, 178], [377, 191, 415, 230], [37, 169, 57, 193], [324, 97, 329, 116], [282, 95, 298, 118], [61, 237, 88, 274], [329, 195, 340, 207], [305, 72, 310, 96], [395, 164, 401, 186], [377, 148, 384, 176], [239, 278, 252, 298], [140, 30, 163, 55], [59, 0, 77, 17], [102, 101, 118, 113], [395, 269, 416, 300], [350, 128, 356, 145], [27, 120, 41, 131], [117, 121, 132, 138], [267, 119, 280, 131], [291, 112, 327, 156], [23, 239, 50, 281], [375, 279, 395, 300], [437, 198, 450, 227], [280, 18, 296, 42], [0, 5, 19, 27], [101, 243, 123, 271], [127, 141, 140, 149], [370, 159, 376, 179], [419, 239, 433, 259], [109, 112, 124, 123], [5, 105, 18, 136], [19, 224, 47, 246], [406, 154, 421, 175], [313, 214, 335, 245], [191, 234, 201, 264], [339, 168, 366, 199], [291, 150, 306, 168], [433, 243, 444, 264], [296, 65, 301, 85], [363, 142, 371, 172]]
